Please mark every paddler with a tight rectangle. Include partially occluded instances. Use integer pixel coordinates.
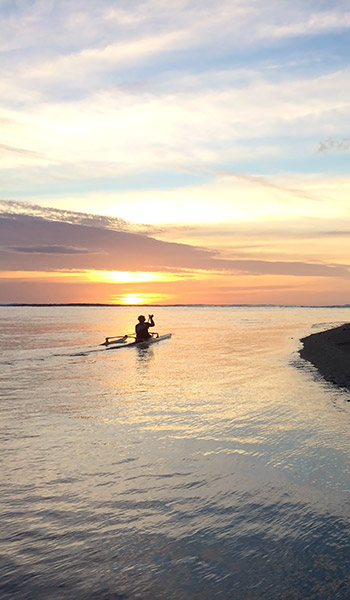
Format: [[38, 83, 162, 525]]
[[135, 314, 155, 342]]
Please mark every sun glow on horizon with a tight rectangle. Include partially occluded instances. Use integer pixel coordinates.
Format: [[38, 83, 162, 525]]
[[113, 292, 173, 305], [0, 269, 194, 283], [85, 270, 200, 284], [118, 293, 146, 305]]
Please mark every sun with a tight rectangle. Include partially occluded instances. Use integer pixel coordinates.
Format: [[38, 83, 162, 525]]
[[119, 293, 147, 305], [111, 292, 174, 304]]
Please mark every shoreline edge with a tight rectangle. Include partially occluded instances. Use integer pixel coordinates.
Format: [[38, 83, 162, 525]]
[[299, 323, 350, 392]]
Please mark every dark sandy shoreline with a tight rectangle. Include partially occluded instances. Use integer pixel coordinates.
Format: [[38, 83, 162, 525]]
[[299, 323, 350, 391]]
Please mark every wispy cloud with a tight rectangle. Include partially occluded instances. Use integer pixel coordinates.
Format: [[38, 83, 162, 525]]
[[207, 169, 329, 204], [21, 30, 189, 90], [0, 65, 347, 187], [258, 8, 350, 39], [0, 143, 40, 157], [0, 200, 158, 235], [9, 245, 97, 254], [318, 138, 350, 153]]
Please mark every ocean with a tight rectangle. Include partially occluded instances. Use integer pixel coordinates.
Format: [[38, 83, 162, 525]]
[[1, 305, 350, 600]]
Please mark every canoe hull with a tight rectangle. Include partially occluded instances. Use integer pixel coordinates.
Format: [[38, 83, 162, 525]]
[[105, 333, 171, 350]]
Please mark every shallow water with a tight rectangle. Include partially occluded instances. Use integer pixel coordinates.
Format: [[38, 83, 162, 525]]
[[1, 306, 350, 600]]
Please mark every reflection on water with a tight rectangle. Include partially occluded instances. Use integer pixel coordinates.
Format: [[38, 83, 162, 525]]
[[1, 306, 350, 599], [136, 345, 155, 364]]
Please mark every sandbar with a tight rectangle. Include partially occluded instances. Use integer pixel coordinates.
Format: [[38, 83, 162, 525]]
[[299, 323, 350, 391]]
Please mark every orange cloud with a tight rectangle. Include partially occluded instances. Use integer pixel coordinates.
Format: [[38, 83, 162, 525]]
[[1, 207, 350, 305]]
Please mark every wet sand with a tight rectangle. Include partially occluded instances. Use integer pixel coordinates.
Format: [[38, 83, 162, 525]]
[[299, 323, 350, 392]]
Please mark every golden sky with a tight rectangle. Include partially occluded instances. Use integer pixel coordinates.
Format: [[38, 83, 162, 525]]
[[0, 1, 349, 305]]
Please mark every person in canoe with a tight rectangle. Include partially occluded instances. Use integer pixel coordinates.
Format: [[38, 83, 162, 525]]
[[135, 314, 155, 342]]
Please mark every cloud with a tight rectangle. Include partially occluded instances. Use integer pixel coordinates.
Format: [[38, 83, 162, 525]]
[[155, 218, 350, 241], [153, 216, 350, 267], [0, 199, 159, 235], [0, 209, 349, 280], [207, 169, 328, 204], [2, 1, 348, 57], [258, 8, 350, 39], [0, 64, 347, 185], [9, 245, 97, 254], [31, 171, 347, 229], [22, 30, 188, 89], [318, 138, 350, 153], [0, 0, 348, 189], [0, 143, 40, 157]]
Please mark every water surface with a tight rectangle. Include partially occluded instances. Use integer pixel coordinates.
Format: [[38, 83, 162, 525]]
[[1, 306, 350, 599]]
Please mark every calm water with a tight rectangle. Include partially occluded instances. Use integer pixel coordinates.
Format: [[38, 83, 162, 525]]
[[1, 306, 350, 600]]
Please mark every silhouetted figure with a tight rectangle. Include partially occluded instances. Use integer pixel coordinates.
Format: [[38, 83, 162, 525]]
[[135, 314, 155, 342]]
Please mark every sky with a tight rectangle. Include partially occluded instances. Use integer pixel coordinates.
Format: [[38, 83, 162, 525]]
[[0, 0, 349, 305]]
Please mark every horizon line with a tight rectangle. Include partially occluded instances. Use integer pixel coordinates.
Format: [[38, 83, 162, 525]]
[[1, 303, 350, 308]]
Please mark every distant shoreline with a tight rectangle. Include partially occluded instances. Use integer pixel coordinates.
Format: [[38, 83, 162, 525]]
[[299, 323, 350, 392], [1, 303, 350, 308]]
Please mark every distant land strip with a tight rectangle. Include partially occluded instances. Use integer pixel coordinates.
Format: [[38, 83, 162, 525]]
[[1, 303, 350, 308]]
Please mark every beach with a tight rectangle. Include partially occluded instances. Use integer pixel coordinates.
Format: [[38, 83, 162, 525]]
[[300, 323, 350, 392]]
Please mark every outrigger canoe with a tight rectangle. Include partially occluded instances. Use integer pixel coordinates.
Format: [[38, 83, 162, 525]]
[[101, 332, 172, 350]]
